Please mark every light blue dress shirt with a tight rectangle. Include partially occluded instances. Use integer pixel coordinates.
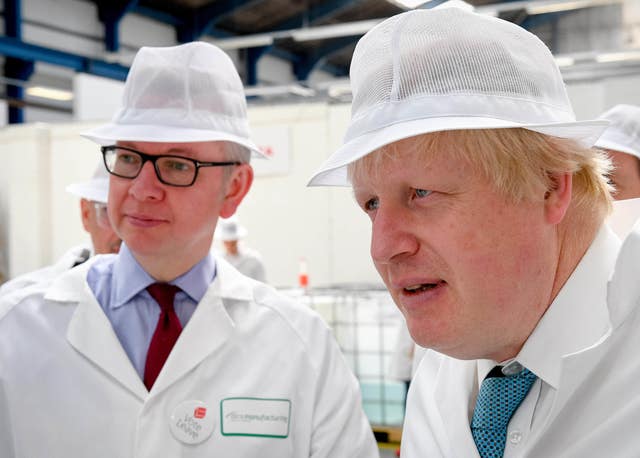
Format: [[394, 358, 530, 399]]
[[87, 244, 217, 379]]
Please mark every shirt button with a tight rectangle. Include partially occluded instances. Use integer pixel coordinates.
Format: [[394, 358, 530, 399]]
[[509, 431, 523, 444], [502, 361, 524, 375]]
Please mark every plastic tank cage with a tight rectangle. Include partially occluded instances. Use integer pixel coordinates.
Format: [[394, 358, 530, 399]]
[[279, 284, 407, 427]]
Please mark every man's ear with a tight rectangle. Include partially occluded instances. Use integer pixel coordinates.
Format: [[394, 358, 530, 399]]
[[79, 199, 92, 231], [219, 164, 254, 218], [544, 172, 572, 225]]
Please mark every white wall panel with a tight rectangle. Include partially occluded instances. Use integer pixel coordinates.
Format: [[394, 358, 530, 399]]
[[0, 124, 51, 277], [73, 73, 125, 122]]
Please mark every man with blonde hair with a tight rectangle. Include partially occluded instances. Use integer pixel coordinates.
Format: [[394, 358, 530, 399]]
[[309, 7, 640, 457]]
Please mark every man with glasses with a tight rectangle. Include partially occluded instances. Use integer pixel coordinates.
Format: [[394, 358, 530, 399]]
[[0, 42, 377, 458], [0, 164, 121, 296]]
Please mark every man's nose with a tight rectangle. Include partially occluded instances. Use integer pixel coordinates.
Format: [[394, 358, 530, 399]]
[[370, 204, 419, 265], [128, 160, 164, 200]]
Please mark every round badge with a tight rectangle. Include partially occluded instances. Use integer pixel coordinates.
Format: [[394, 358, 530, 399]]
[[169, 400, 215, 445]]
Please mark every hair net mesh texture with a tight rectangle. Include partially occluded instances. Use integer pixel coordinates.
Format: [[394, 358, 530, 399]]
[[349, 9, 573, 142], [117, 43, 249, 137]]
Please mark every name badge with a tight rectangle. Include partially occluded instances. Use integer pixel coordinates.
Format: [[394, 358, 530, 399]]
[[220, 397, 291, 438], [169, 400, 215, 445]]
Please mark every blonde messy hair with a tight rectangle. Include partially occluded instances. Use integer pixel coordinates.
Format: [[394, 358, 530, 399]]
[[349, 128, 613, 220]]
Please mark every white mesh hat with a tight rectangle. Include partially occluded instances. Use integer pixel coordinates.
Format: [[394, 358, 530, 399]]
[[82, 41, 263, 157], [65, 164, 109, 203], [308, 8, 608, 186], [595, 104, 640, 160]]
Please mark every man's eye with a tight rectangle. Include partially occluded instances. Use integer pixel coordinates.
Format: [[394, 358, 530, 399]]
[[364, 197, 379, 211], [167, 160, 191, 171], [119, 153, 139, 164], [415, 188, 432, 198]]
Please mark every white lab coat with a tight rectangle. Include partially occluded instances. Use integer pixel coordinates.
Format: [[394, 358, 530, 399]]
[[0, 244, 91, 296], [0, 257, 378, 458], [402, 224, 640, 457]]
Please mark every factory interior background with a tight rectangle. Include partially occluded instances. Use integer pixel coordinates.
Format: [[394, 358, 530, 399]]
[[1, 0, 640, 452]]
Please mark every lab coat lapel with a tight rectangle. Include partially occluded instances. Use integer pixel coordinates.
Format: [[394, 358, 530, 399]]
[[148, 260, 244, 396], [433, 358, 481, 457], [55, 268, 149, 401], [543, 226, 640, 430], [536, 331, 610, 442]]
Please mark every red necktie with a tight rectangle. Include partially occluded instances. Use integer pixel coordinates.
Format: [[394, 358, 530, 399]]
[[144, 283, 182, 390]]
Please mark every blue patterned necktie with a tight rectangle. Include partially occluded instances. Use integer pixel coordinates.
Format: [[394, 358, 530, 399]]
[[471, 366, 537, 458]]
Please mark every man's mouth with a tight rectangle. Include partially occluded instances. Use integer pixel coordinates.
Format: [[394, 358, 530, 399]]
[[403, 280, 446, 294]]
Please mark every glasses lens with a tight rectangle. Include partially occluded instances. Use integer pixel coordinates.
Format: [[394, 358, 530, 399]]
[[93, 202, 111, 229], [105, 147, 143, 178], [156, 157, 197, 186]]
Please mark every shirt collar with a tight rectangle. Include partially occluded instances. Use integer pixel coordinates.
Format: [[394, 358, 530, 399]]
[[477, 224, 621, 389], [111, 244, 217, 309]]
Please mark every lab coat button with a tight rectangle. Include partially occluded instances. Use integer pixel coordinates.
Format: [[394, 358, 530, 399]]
[[509, 431, 522, 444]]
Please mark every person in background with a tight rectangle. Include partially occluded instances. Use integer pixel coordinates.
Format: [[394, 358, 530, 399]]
[[215, 216, 267, 282], [595, 104, 640, 200], [309, 7, 640, 457], [0, 164, 121, 296], [0, 41, 377, 458]]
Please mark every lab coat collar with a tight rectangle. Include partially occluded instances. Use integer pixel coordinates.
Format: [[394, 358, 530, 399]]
[[607, 221, 640, 328], [474, 225, 620, 390], [433, 358, 481, 457], [48, 254, 258, 401], [515, 224, 620, 389], [47, 259, 150, 401]]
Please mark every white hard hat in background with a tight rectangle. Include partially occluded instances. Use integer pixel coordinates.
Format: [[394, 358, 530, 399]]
[[65, 164, 109, 203], [81, 41, 264, 158], [308, 8, 609, 187], [215, 217, 248, 242], [595, 104, 640, 160]]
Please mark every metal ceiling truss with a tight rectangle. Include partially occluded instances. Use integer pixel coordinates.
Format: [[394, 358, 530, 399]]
[[1, 0, 630, 123], [1, 0, 364, 123]]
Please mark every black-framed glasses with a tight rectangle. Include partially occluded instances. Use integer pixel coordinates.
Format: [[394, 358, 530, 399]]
[[101, 145, 241, 187]]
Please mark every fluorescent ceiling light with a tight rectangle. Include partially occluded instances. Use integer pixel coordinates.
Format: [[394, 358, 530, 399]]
[[554, 56, 576, 67], [595, 50, 640, 63], [328, 82, 352, 98], [477, 0, 622, 16], [433, 0, 476, 12], [527, 0, 621, 15], [388, 0, 431, 8], [210, 34, 274, 50], [291, 19, 383, 42], [244, 84, 316, 97], [26, 86, 73, 101]]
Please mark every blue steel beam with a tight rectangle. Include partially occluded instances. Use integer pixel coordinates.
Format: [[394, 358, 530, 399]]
[[176, 0, 256, 43], [246, 45, 271, 86], [4, 0, 33, 123], [132, 2, 306, 80], [274, 0, 355, 31], [5, 57, 34, 123], [0, 36, 130, 81], [97, 0, 140, 52]]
